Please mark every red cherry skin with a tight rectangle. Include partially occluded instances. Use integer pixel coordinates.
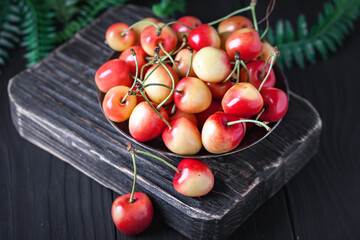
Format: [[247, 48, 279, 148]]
[[111, 192, 153, 235], [222, 82, 264, 118], [259, 88, 289, 122], [225, 28, 262, 61], [140, 23, 177, 56], [129, 101, 169, 142], [173, 158, 214, 197], [206, 80, 235, 100], [95, 59, 132, 93], [188, 24, 220, 51], [172, 16, 202, 33], [196, 100, 223, 128], [217, 16, 253, 33], [240, 60, 276, 89], [119, 46, 148, 76], [105, 23, 136, 52], [201, 112, 246, 154]]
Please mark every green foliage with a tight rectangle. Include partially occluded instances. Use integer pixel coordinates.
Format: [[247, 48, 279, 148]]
[[152, 0, 185, 18], [267, 0, 360, 68]]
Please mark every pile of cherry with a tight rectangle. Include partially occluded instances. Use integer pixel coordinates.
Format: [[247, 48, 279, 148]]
[[95, 2, 289, 235]]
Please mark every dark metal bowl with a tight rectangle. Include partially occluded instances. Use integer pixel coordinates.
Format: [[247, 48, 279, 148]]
[[98, 59, 289, 159]]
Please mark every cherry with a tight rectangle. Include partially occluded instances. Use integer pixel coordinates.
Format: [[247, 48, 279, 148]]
[[201, 112, 246, 154], [140, 23, 178, 56], [225, 28, 262, 61], [240, 59, 276, 89], [172, 16, 202, 33], [196, 100, 223, 129], [217, 16, 253, 34], [259, 88, 289, 122], [132, 17, 160, 42], [206, 80, 235, 100], [162, 117, 202, 155], [95, 59, 132, 93], [188, 24, 220, 51], [173, 48, 197, 77], [169, 109, 198, 126], [174, 77, 212, 114], [192, 46, 231, 83], [222, 82, 264, 118], [260, 41, 277, 63], [106, 23, 136, 52], [173, 158, 214, 197], [102, 86, 137, 122], [128, 101, 169, 142], [119, 46, 148, 76]]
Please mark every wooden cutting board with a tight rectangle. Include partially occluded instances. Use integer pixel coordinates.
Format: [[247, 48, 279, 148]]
[[7, 5, 322, 240]]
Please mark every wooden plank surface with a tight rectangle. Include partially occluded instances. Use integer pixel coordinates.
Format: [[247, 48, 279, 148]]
[[6, 4, 321, 239]]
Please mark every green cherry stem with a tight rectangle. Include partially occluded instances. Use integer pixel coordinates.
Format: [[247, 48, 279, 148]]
[[240, 60, 250, 82], [159, 42, 182, 78], [143, 63, 162, 84], [260, 50, 276, 78], [135, 150, 180, 174], [122, 49, 140, 103], [258, 48, 279, 92], [141, 60, 155, 80], [260, 19, 270, 39], [129, 151, 137, 203], [226, 119, 271, 131], [207, 6, 252, 26], [222, 61, 239, 83], [160, 21, 194, 31], [186, 46, 194, 77], [156, 61, 176, 110], [121, 20, 160, 37], [255, 107, 266, 121], [250, 0, 259, 32]]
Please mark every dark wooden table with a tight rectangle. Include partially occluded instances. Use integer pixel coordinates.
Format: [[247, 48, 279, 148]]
[[1, 0, 360, 239]]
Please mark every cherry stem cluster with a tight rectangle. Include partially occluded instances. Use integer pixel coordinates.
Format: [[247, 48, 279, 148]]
[[226, 119, 271, 131]]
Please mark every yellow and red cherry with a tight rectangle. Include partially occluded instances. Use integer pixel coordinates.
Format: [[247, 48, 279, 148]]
[[169, 109, 198, 127], [222, 82, 264, 118], [102, 86, 137, 122], [188, 24, 220, 51], [129, 101, 169, 142], [206, 80, 235, 100], [144, 63, 179, 105], [173, 158, 214, 197], [196, 100, 223, 129], [95, 59, 132, 93], [192, 46, 231, 83], [217, 16, 253, 34], [174, 48, 197, 77], [119, 46, 148, 76], [201, 112, 246, 154], [140, 23, 178, 56], [105, 23, 136, 52], [162, 117, 202, 155], [132, 17, 160, 42], [174, 77, 212, 114], [172, 16, 202, 33], [225, 28, 262, 61], [240, 60, 276, 89], [259, 88, 289, 122], [260, 41, 277, 63], [111, 192, 153, 235]]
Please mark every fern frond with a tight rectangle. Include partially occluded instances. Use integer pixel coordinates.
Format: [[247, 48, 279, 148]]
[[267, 0, 360, 68], [152, 0, 186, 18], [0, 0, 22, 71]]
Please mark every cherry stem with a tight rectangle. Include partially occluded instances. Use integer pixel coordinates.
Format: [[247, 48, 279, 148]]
[[143, 63, 162, 84], [135, 150, 180, 174], [222, 60, 239, 83], [240, 60, 250, 82], [255, 107, 265, 121], [186, 47, 194, 77], [160, 21, 194, 31], [139, 89, 172, 129], [156, 61, 176, 110], [170, 103, 177, 115], [207, 6, 252, 26], [159, 42, 182, 78], [141, 60, 155, 80], [250, 0, 259, 32], [122, 49, 139, 103], [227, 119, 271, 131], [260, 51, 274, 78], [260, 19, 270, 39], [129, 151, 137, 203], [121, 20, 160, 37], [143, 83, 183, 94], [258, 51, 277, 92]]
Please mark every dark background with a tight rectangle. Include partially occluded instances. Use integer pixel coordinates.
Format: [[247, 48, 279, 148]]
[[1, 0, 360, 239]]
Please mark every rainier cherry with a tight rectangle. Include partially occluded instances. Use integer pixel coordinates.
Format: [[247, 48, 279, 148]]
[[119, 46, 148, 76], [225, 28, 262, 61], [132, 17, 160, 42], [217, 16, 253, 33], [95, 59, 132, 93], [192, 47, 231, 83], [106, 23, 136, 52], [240, 60, 276, 89], [174, 48, 197, 77], [259, 88, 289, 122], [172, 16, 202, 33], [188, 24, 220, 51], [169, 109, 198, 127]]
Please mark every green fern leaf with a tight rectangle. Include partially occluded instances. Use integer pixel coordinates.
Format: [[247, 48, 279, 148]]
[[152, 0, 186, 18]]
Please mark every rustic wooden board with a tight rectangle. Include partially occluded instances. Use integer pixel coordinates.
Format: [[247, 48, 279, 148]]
[[7, 5, 322, 240]]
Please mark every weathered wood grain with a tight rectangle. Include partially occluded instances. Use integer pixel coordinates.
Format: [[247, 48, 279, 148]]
[[7, 5, 322, 239]]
